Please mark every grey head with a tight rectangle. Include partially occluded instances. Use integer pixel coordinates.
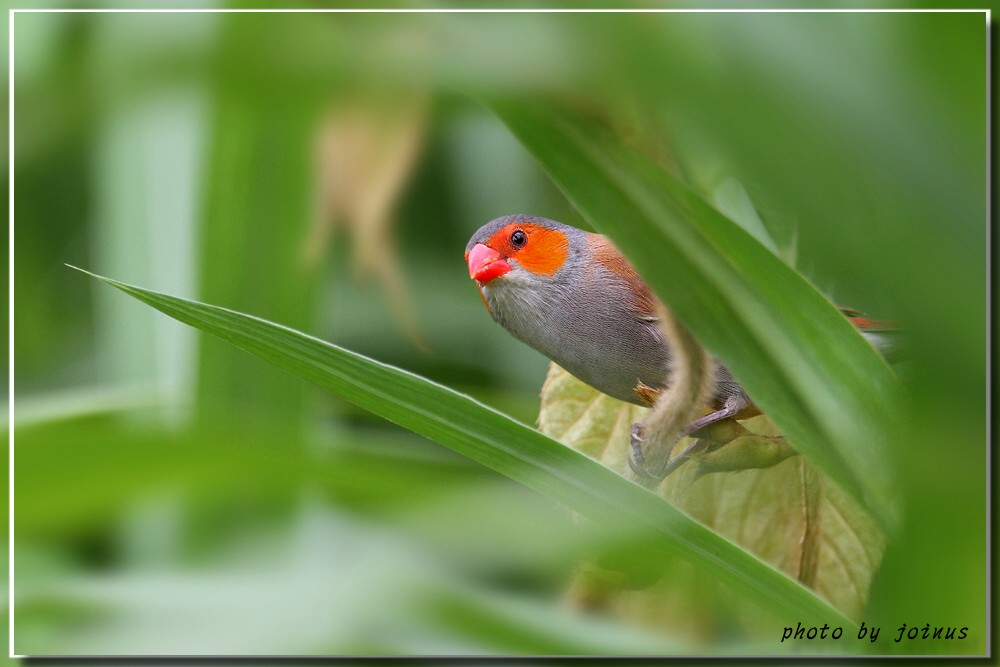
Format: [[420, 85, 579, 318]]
[[465, 214, 591, 323]]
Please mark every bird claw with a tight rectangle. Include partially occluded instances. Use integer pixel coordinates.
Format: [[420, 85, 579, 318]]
[[630, 422, 645, 445], [627, 422, 664, 486], [627, 416, 751, 487]]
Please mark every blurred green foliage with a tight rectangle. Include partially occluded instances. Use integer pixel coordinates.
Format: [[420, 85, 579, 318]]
[[10, 7, 986, 656], [81, 268, 854, 634]]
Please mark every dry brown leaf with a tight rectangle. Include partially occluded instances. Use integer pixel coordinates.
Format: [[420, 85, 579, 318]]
[[305, 90, 429, 350], [538, 362, 885, 639]]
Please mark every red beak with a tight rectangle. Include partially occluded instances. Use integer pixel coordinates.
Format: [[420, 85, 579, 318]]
[[467, 243, 512, 284]]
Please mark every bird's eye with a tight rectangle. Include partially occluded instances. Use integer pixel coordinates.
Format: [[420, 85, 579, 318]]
[[510, 230, 527, 248]]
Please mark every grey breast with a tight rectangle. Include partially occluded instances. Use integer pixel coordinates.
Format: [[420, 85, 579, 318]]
[[556, 258, 670, 403], [485, 251, 671, 405]]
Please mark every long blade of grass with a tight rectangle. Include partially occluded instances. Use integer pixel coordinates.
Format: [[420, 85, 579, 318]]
[[490, 101, 901, 529], [71, 266, 853, 630]]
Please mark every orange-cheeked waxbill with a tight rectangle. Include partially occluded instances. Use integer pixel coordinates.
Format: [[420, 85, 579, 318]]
[[465, 214, 899, 420]]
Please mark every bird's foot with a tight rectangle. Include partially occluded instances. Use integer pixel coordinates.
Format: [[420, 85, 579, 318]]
[[627, 424, 713, 486], [627, 423, 664, 486], [660, 437, 711, 478], [628, 416, 764, 487]]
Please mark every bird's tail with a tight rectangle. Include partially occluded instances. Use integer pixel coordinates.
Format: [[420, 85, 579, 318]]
[[840, 307, 907, 364]]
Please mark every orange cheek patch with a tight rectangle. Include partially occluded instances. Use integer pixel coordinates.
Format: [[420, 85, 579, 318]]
[[488, 223, 569, 276], [518, 226, 569, 275]]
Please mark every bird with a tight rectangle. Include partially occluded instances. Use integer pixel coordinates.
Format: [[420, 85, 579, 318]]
[[465, 214, 900, 438]]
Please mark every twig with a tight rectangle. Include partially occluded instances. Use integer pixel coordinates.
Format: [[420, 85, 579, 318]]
[[626, 303, 716, 488]]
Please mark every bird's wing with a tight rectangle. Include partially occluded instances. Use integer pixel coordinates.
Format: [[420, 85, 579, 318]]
[[587, 234, 660, 322]]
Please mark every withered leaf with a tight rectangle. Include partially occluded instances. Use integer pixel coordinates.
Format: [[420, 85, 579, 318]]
[[538, 362, 884, 632]]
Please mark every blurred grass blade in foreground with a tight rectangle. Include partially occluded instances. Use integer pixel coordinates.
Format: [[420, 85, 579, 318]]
[[491, 100, 904, 530], [70, 266, 853, 631]]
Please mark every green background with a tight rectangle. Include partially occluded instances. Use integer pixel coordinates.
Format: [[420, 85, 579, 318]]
[[9, 7, 987, 656]]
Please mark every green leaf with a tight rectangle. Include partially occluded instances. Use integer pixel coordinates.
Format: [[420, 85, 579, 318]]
[[491, 100, 902, 529], [71, 266, 853, 632]]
